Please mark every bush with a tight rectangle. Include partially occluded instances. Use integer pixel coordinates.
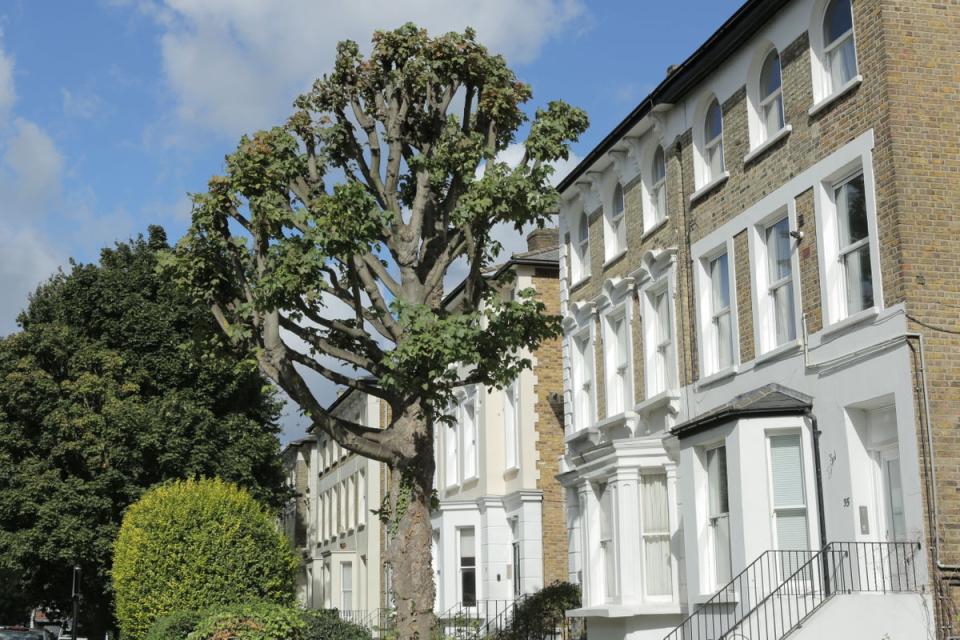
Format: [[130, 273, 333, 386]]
[[186, 602, 307, 640], [113, 478, 298, 640], [145, 610, 202, 640], [302, 610, 372, 640], [493, 582, 581, 640]]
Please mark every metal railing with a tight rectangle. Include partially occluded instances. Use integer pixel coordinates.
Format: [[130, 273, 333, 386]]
[[438, 600, 516, 639], [663, 541, 923, 640], [334, 608, 395, 638]]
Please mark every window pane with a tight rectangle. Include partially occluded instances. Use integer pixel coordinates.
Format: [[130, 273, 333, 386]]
[[460, 528, 476, 564], [462, 569, 477, 606], [653, 146, 666, 183], [656, 293, 670, 345], [824, 0, 853, 44], [613, 184, 624, 218], [655, 183, 666, 222], [705, 99, 722, 142], [714, 514, 732, 584], [775, 510, 809, 551], [828, 35, 857, 88], [644, 536, 672, 596], [707, 141, 724, 176], [770, 435, 805, 506], [578, 213, 589, 242], [760, 51, 782, 100], [710, 254, 730, 311], [763, 95, 785, 137], [844, 244, 874, 314], [716, 312, 733, 369], [766, 218, 793, 282], [707, 446, 729, 516], [774, 281, 797, 344], [642, 474, 669, 533], [462, 402, 476, 479]]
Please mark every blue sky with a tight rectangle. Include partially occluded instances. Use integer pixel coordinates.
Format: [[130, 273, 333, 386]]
[[0, 0, 742, 438]]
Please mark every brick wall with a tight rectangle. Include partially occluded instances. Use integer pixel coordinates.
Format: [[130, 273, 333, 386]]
[[532, 269, 571, 586]]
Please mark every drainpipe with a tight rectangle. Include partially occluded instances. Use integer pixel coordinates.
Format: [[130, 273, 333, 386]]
[[805, 410, 830, 596]]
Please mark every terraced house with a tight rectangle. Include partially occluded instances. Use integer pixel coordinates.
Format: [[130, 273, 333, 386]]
[[556, 0, 959, 638]]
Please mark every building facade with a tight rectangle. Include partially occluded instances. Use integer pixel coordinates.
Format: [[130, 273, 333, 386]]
[[557, 1, 959, 639], [432, 230, 568, 616]]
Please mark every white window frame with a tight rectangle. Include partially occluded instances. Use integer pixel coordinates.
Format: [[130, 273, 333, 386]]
[[602, 303, 634, 417], [458, 526, 478, 606], [810, 0, 860, 106], [460, 393, 479, 483], [750, 205, 801, 355], [570, 211, 591, 284], [569, 327, 597, 431], [341, 560, 353, 609], [598, 482, 618, 602], [765, 431, 810, 555], [503, 381, 520, 472], [445, 403, 460, 489], [639, 471, 673, 600], [705, 443, 732, 590], [747, 46, 789, 152], [814, 158, 882, 327], [695, 241, 738, 378], [357, 470, 367, 528], [643, 280, 676, 398], [642, 143, 668, 232], [605, 183, 627, 260], [694, 95, 726, 189]]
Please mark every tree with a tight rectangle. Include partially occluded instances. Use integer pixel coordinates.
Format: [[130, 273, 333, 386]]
[[0, 228, 287, 638], [167, 24, 587, 639], [113, 478, 297, 640]]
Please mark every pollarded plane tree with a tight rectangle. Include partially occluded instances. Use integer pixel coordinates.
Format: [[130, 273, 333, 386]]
[[168, 24, 587, 639]]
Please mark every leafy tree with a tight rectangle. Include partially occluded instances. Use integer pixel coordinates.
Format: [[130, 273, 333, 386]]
[[167, 24, 586, 639], [0, 228, 287, 638], [113, 478, 297, 640]]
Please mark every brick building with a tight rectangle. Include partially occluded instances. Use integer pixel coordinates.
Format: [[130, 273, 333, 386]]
[[556, 0, 959, 638]]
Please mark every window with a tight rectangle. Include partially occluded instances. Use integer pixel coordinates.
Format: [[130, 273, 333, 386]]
[[604, 309, 631, 415], [459, 527, 477, 606], [650, 146, 667, 226], [571, 331, 596, 431], [706, 445, 731, 587], [571, 213, 590, 282], [461, 398, 478, 481], [703, 99, 724, 182], [341, 561, 353, 609], [768, 434, 809, 575], [347, 475, 356, 530], [835, 172, 873, 315], [641, 473, 672, 597], [608, 183, 627, 258], [709, 253, 734, 373], [445, 414, 459, 487], [513, 539, 522, 596], [504, 383, 520, 471], [823, 0, 857, 93], [357, 471, 367, 527], [759, 50, 785, 140], [764, 217, 796, 347], [646, 288, 674, 396], [599, 484, 618, 601]]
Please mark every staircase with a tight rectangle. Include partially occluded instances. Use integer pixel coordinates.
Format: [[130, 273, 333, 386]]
[[663, 541, 922, 640]]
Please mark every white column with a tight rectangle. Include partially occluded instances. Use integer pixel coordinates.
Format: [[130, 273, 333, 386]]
[[611, 467, 641, 603]]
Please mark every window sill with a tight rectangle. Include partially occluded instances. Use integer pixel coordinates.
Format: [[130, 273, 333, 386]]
[[808, 75, 863, 117], [642, 217, 669, 240], [689, 172, 730, 204], [503, 466, 520, 480], [565, 426, 601, 446], [567, 603, 682, 618], [602, 250, 627, 270], [695, 589, 739, 605], [570, 275, 591, 291], [755, 339, 802, 365], [696, 365, 739, 390], [634, 390, 680, 415], [821, 305, 879, 339], [743, 125, 792, 165]]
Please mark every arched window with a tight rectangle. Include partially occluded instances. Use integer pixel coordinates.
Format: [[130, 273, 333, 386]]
[[823, 0, 857, 91], [651, 146, 666, 224], [609, 183, 626, 256], [759, 50, 784, 140], [571, 211, 590, 282], [704, 99, 724, 181]]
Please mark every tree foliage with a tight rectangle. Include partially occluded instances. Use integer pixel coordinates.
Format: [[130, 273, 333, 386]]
[[0, 229, 287, 636], [113, 478, 297, 640], [166, 23, 587, 639]]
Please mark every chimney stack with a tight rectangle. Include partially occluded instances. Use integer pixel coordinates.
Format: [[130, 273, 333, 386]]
[[526, 227, 559, 252]]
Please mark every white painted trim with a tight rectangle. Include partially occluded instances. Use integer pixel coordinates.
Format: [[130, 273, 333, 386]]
[[694, 238, 741, 377], [748, 202, 802, 357], [754, 338, 802, 365], [820, 305, 880, 338], [689, 171, 730, 204], [808, 75, 863, 117], [743, 125, 793, 164]]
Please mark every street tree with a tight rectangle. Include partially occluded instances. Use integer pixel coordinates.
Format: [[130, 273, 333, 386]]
[[167, 24, 587, 639], [0, 228, 287, 637]]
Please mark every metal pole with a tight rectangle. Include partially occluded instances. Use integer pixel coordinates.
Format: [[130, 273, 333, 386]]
[[71, 565, 80, 639]]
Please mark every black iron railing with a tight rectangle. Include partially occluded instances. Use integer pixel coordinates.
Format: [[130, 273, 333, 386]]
[[438, 600, 516, 639], [662, 541, 923, 640]]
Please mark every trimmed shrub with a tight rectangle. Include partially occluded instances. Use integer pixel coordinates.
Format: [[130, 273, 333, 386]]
[[186, 602, 307, 640], [113, 478, 297, 640], [493, 582, 581, 640], [302, 610, 372, 640], [145, 610, 202, 640]]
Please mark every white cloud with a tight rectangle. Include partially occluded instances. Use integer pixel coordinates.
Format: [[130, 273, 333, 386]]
[[61, 88, 104, 120], [0, 39, 14, 120], [0, 118, 65, 219], [0, 226, 63, 335], [140, 0, 583, 138]]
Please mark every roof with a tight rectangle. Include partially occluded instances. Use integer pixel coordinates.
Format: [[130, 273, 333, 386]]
[[670, 383, 812, 439], [557, 0, 792, 194]]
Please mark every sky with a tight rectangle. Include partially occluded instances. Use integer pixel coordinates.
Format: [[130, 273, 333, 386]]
[[0, 0, 743, 440]]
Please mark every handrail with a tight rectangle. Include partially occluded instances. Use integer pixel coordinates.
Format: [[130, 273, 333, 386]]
[[663, 549, 816, 640]]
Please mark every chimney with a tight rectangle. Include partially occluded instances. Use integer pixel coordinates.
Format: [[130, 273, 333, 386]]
[[526, 227, 559, 252]]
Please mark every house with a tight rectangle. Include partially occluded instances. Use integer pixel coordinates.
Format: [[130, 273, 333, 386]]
[[556, 0, 959, 638], [431, 229, 567, 617]]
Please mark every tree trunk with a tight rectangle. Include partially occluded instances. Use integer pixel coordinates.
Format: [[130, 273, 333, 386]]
[[386, 408, 436, 640]]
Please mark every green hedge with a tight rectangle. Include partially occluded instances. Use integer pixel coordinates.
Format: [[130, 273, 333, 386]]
[[145, 610, 203, 640], [185, 602, 306, 640], [492, 582, 581, 640], [113, 478, 297, 640], [302, 610, 372, 640]]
